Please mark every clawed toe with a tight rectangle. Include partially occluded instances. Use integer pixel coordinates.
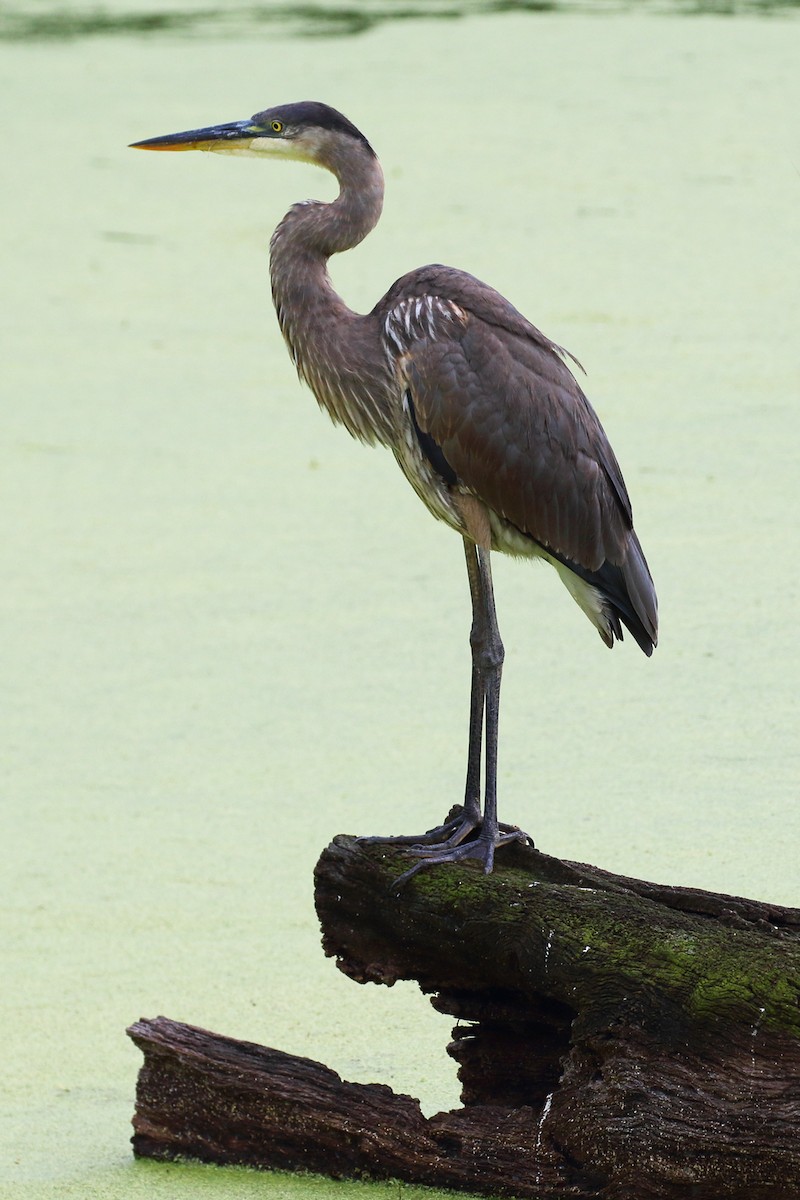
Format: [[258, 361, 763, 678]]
[[392, 832, 501, 886], [357, 804, 533, 888], [393, 822, 533, 888], [357, 808, 480, 850], [497, 821, 535, 847]]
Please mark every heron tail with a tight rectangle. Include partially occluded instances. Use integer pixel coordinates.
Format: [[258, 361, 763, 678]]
[[549, 533, 658, 656]]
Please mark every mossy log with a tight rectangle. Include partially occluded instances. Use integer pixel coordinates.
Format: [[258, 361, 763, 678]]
[[129, 831, 800, 1200]]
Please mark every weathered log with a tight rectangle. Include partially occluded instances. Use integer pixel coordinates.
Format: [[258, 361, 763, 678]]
[[129, 831, 800, 1200], [127, 1014, 574, 1194]]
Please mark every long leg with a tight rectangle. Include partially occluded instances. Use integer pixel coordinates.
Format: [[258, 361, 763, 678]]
[[358, 538, 530, 877], [462, 537, 489, 825], [390, 541, 530, 882], [357, 538, 484, 850], [472, 540, 504, 856], [375, 539, 498, 848]]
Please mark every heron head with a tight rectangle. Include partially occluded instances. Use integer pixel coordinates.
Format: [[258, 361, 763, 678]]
[[130, 101, 375, 168]]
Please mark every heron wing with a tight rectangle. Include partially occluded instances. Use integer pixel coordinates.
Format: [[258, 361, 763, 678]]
[[401, 306, 633, 573]]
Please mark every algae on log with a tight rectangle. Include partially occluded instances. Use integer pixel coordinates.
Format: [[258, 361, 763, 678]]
[[129, 833, 800, 1200]]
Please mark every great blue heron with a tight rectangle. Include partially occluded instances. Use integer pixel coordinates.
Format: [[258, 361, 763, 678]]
[[131, 101, 657, 880]]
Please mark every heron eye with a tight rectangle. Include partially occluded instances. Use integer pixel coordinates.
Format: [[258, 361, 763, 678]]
[[271, 120, 284, 133]]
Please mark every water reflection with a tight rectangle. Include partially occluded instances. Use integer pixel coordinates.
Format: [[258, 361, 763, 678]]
[[1, 0, 798, 42]]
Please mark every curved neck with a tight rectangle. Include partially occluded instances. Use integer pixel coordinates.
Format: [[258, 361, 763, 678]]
[[269, 144, 383, 312], [269, 146, 392, 443]]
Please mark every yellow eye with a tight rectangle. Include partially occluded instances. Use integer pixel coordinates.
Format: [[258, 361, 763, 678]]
[[271, 120, 284, 133]]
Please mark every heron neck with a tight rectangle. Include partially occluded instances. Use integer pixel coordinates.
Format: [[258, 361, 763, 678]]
[[269, 151, 393, 443]]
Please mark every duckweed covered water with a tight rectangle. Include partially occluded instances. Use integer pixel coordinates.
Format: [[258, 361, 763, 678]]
[[2, 5, 799, 1197]]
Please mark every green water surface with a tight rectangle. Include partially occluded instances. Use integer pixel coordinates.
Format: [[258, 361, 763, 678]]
[[2, 4, 799, 1197]]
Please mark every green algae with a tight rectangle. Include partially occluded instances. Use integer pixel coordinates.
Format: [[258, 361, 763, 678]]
[[386, 851, 800, 1035]]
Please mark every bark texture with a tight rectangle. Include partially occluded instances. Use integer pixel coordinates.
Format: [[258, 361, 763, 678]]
[[129, 833, 800, 1199]]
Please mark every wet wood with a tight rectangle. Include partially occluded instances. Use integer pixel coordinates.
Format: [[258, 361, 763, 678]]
[[129, 830, 800, 1199]]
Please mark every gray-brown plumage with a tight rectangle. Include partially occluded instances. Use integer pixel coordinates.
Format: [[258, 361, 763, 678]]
[[131, 101, 658, 879]]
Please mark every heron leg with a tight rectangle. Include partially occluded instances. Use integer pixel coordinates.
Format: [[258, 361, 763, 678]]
[[390, 542, 530, 883], [462, 536, 489, 825], [360, 541, 490, 853], [358, 539, 530, 875]]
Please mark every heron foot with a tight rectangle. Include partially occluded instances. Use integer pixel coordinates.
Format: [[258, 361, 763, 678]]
[[391, 824, 530, 888], [357, 807, 533, 886], [357, 806, 481, 850]]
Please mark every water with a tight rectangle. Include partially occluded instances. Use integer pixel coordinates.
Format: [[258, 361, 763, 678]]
[[2, 5, 798, 1198], [2, 1, 800, 42]]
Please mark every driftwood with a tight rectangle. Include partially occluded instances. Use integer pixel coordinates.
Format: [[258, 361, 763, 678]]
[[129, 830, 800, 1200]]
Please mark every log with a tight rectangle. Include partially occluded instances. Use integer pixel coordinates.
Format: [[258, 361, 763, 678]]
[[128, 830, 800, 1200]]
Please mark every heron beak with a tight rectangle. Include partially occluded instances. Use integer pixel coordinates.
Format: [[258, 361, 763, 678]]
[[130, 119, 263, 153]]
